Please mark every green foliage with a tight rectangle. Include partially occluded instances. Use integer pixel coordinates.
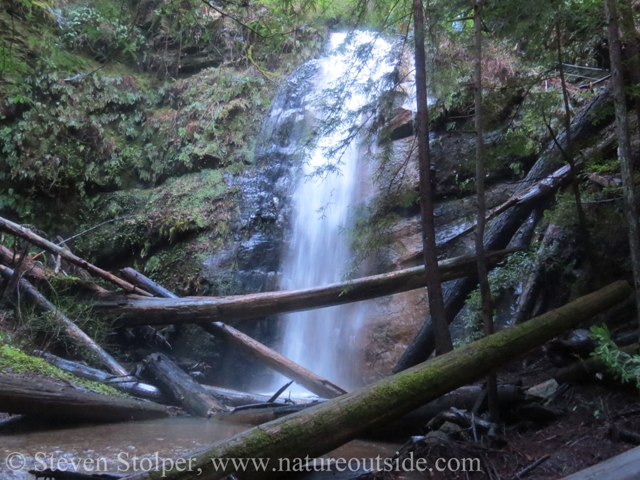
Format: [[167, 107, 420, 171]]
[[460, 252, 536, 343], [590, 325, 640, 388], [61, 4, 147, 61]]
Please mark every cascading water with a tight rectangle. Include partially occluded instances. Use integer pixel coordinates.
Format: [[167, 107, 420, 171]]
[[275, 32, 394, 392]]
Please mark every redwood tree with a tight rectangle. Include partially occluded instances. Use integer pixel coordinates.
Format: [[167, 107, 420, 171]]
[[605, 0, 640, 327], [473, 0, 498, 422], [413, 0, 453, 354]]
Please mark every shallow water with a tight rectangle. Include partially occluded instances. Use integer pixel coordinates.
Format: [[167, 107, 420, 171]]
[[0, 417, 401, 478]]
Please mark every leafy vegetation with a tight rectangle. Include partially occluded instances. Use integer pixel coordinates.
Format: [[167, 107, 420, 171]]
[[590, 325, 640, 389]]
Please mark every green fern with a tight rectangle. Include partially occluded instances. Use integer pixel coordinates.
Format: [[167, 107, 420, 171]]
[[590, 325, 640, 388]]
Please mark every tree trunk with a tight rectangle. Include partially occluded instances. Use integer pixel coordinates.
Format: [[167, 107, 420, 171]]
[[39, 352, 168, 403], [394, 87, 614, 372], [619, 0, 640, 131], [558, 443, 640, 480], [144, 353, 228, 417], [120, 267, 179, 298], [413, 0, 453, 354], [0, 264, 128, 377], [202, 385, 312, 408], [122, 281, 630, 480], [605, 0, 640, 330], [0, 373, 170, 422], [0, 216, 152, 296], [118, 268, 347, 399], [556, 22, 589, 246], [94, 249, 515, 327], [473, 0, 498, 423], [202, 322, 347, 399]]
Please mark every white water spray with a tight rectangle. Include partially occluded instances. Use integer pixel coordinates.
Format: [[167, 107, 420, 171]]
[[276, 32, 394, 392]]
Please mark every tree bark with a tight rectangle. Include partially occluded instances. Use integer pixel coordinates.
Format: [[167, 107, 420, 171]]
[[0, 244, 107, 294], [605, 0, 640, 331], [413, 0, 453, 354], [473, 0, 498, 423], [394, 87, 614, 372], [144, 353, 228, 417], [119, 268, 348, 399], [120, 267, 179, 299], [0, 216, 152, 296], [123, 281, 630, 480], [0, 373, 170, 422], [94, 249, 516, 327], [202, 322, 347, 399], [558, 443, 640, 480], [202, 385, 312, 408], [0, 264, 129, 377], [39, 352, 168, 403], [619, 0, 640, 131], [556, 22, 589, 246]]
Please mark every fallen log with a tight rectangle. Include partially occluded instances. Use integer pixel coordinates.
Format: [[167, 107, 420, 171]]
[[145, 353, 228, 416], [38, 352, 311, 408], [553, 344, 639, 384], [123, 280, 630, 480], [438, 158, 584, 249], [0, 216, 152, 297], [202, 322, 347, 399], [394, 88, 614, 372], [120, 267, 179, 299], [117, 269, 345, 399], [38, 352, 168, 403], [0, 244, 109, 295], [213, 403, 320, 425], [202, 385, 313, 407], [94, 249, 518, 327], [0, 373, 170, 422], [0, 265, 128, 377], [558, 444, 640, 480]]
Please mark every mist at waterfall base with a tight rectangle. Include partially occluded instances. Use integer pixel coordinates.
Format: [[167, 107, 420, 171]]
[[266, 32, 396, 396]]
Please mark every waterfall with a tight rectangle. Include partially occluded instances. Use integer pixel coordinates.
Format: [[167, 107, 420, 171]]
[[274, 32, 394, 392]]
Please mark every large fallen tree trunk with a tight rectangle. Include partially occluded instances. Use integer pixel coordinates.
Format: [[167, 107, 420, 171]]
[[94, 249, 517, 327], [0, 265, 128, 377], [120, 267, 179, 299], [0, 216, 152, 297], [558, 444, 640, 480], [119, 268, 345, 399], [123, 281, 630, 480], [202, 322, 347, 399], [39, 351, 309, 407], [0, 244, 108, 294], [0, 373, 170, 422], [145, 353, 228, 416], [39, 352, 168, 403], [202, 385, 312, 407], [394, 88, 615, 372]]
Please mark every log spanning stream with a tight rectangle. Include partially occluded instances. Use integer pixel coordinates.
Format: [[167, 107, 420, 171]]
[[274, 32, 395, 391]]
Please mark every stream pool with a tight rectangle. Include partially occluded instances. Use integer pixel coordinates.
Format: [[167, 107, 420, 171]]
[[0, 416, 403, 479]]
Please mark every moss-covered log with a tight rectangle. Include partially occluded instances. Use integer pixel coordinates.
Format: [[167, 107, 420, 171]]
[[95, 249, 518, 327], [202, 322, 347, 399], [0, 374, 170, 422], [39, 352, 169, 403], [124, 281, 630, 480]]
